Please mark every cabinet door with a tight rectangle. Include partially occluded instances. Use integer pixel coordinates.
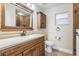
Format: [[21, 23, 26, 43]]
[[0, 53, 3, 56], [35, 42, 45, 56], [41, 14, 46, 28], [35, 44, 40, 56], [23, 47, 36, 56], [39, 42, 45, 56], [37, 12, 46, 29]]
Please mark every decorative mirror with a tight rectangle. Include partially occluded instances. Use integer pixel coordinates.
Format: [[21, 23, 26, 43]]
[[1, 3, 33, 31]]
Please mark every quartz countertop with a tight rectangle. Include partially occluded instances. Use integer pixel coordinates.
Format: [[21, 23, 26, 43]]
[[0, 34, 44, 50]]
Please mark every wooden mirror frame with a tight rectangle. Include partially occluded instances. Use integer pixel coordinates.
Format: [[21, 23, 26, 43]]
[[0, 3, 33, 31]]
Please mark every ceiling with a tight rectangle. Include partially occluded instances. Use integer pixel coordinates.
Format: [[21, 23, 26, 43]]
[[34, 3, 66, 10]]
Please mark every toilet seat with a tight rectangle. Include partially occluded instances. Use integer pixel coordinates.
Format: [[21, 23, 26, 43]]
[[45, 40, 54, 53], [45, 40, 54, 46]]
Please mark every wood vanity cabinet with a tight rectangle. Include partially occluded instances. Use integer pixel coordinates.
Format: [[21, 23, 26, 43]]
[[37, 11, 46, 29], [0, 36, 45, 56]]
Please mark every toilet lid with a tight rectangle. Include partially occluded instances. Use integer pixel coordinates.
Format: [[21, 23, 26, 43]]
[[45, 40, 54, 46]]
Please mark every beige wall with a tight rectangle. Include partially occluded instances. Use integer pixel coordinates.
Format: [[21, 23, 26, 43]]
[[44, 4, 73, 51], [32, 4, 47, 34]]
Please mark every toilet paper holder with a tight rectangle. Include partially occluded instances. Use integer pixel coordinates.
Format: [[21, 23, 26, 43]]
[[56, 36, 61, 40]]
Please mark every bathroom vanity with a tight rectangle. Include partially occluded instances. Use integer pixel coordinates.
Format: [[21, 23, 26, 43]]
[[0, 34, 45, 56], [0, 3, 45, 56]]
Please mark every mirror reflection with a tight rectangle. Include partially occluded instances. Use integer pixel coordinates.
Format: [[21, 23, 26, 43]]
[[4, 3, 33, 29], [16, 9, 31, 28]]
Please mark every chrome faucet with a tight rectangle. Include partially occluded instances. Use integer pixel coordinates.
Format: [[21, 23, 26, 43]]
[[21, 25, 26, 36], [21, 30, 26, 36]]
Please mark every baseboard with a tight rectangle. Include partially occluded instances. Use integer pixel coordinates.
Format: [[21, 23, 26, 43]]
[[53, 46, 73, 55]]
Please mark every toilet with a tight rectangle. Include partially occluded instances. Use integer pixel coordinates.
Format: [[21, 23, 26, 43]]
[[45, 40, 54, 53]]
